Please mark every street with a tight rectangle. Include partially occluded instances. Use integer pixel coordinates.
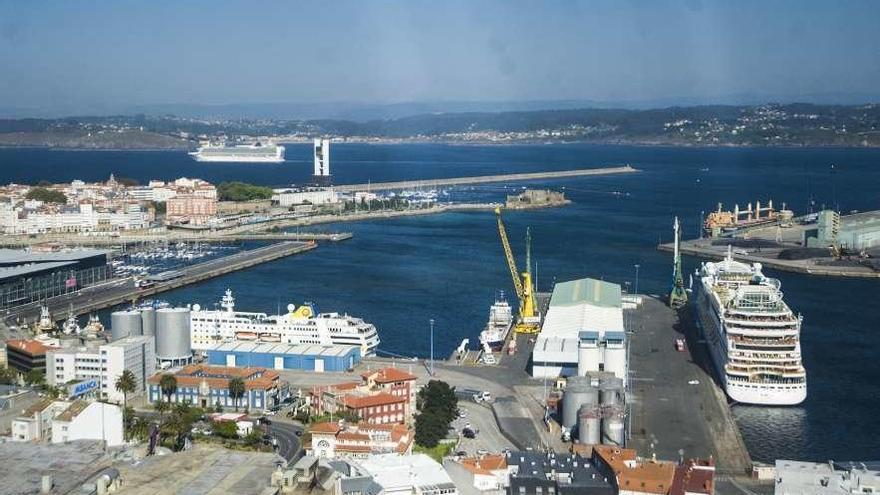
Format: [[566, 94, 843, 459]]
[[267, 419, 304, 461]]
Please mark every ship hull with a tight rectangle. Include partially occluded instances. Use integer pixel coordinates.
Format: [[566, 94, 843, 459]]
[[694, 280, 806, 406], [189, 153, 284, 163]]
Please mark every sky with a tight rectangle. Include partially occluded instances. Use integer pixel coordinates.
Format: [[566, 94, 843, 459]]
[[1, 0, 879, 116]]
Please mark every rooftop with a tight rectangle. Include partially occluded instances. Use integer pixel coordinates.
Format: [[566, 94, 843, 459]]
[[209, 341, 360, 358], [593, 446, 676, 495], [550, 278, 622, 308], [355, 453, 456, 492], [148, 364, 281, 391], [458, 454, 508, 476], [508, 451, 613, 489], [54, 400, 91, 422], [361, 367, 418, 383], [5, 338, 54, 356], [0, 440, 109, 495]]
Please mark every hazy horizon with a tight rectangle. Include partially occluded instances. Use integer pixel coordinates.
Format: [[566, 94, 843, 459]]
[[2, 1, 880, 119]]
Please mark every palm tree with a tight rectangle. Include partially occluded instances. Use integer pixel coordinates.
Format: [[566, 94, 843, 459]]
[[159, 374, 178, 405], [228, 377, 246, 412], [115, 370, 137, 408]]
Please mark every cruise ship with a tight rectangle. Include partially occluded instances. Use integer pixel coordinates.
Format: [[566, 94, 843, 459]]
[[189, 141, 285, 163], [189, 290, 380, 357], [693, 247, 807, 405], [479, 293, 513, 350]]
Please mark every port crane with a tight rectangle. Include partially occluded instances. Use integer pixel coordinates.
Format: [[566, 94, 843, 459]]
[[494, 208, 541, 334]]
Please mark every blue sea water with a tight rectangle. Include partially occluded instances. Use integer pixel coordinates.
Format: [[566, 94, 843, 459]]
[[2, 143, 879, 462]]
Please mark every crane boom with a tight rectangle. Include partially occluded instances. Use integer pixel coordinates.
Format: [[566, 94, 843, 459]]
[[494, 208, 541, 334], [496, 209, 524, 299]]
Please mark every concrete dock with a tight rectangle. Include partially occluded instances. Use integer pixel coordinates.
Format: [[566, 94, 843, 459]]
[[333, 165, 638, 192], [0, 231, 351, 248], [3, 241, 316, 326], [659, 238, 880, 278], [628, 295, 752, 474]]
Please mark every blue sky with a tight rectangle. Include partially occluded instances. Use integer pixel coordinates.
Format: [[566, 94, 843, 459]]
[[1, 0, 879, 114]]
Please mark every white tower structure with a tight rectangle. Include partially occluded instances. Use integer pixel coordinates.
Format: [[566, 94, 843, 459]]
[[313, 138, 331, 185]]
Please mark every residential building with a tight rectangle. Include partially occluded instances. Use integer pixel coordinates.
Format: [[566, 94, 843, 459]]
[[307, 421, 414, 459], [50, 400, 124, 447], [147, 364, 288, 411], [46, 335, 156, 404], [310, 367, 418, 425], [273, 187, 339, 207], [444, 454, 510, 495], [670, 459, 715, 495], [592, 445, 677, 495], [506, 451, 615, 495], [11, 398, 72, 442], [774, 460, 880, 495], [166, 194, 218, 225], [5, 339, 54, 376], [532, 278, 627, 381]]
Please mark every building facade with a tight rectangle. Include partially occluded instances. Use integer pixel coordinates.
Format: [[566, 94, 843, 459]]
[[5, 339, 54, 376], [147, 365, 288, 412], [307, 421, 414, 459], [46, 335, 156, 404], [166, 194, 218, 225], [310, 367, 418, 425]]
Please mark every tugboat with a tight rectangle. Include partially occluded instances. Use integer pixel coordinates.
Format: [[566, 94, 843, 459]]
[[83, 314, 104, 336], [62, 312, 81, 335], [34, 306, 57, 334]]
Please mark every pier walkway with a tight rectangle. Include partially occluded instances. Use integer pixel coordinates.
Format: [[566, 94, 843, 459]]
[[333, 165, 638, 191], [3, 241, 316, 326]]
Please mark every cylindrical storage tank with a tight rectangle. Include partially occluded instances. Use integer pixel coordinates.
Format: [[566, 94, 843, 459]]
[[140, 307, 156, 337], [111, 310, 142, 340], [562, 376, 598, 429], [155, 307, 192, 362], [578, 405, 601, 445], [601, 407, 625, 446], [600, 377, 623, 406]]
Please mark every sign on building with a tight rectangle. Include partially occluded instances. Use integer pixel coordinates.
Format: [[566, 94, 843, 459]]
[[68, 378, 99, 398]]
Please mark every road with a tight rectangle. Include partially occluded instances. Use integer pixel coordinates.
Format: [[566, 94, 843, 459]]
[[268, 419, 304, 461], [454, 401, 514, 455]]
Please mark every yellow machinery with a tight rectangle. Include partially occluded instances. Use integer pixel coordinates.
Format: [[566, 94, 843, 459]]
[[495, 207, 541, 333]]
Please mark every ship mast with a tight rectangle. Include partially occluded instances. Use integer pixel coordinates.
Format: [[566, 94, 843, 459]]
[[669, 216, 688, 308]]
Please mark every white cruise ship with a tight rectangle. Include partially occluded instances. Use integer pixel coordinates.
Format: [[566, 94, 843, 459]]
[[693, 248, 807, 405], [479, 293, 513, 350], [189, 141, 285, 163], [190, 290, 380, 357]]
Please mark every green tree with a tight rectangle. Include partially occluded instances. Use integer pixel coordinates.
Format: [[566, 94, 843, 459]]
[[417, 380, 458, 425], [228, 377, 246, 412], [212, 420, 239, 439], [25, 187, 67, 204], [155, 400, 169, 416], [115, 370, 137, 408], [159, 374, 177, 403], [217, 182, 273, 202], [24, 369, 45, 388], [0, 366, 16, 385], [414, 409, 447, 448]]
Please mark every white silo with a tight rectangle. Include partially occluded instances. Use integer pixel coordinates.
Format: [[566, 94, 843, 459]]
[[155, 307, 192, 366], [140, 307, 156, 337], [578, 405, 601, 445], [111, 310, 142, 341], [577, 331, 601, 376]]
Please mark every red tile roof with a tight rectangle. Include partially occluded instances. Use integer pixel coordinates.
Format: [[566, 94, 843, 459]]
[[670, 459, 715, 495], [147, 365, 280, 391], [6, 339, 53, 356], [343, 392, 406, 409], [361, 367, 417, 384]]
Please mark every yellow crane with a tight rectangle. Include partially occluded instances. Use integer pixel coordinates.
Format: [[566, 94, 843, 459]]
[[495, 207, 541, 334]]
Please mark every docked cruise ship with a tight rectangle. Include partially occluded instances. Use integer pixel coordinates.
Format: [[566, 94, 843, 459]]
[[479, 293, 514, 350], [189, 290, 380, 357], [189, 141, 285, 163], [693, 248, 807, 405]]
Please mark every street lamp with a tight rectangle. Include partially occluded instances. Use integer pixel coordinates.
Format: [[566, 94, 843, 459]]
[[429, 319, 435, 376], [633, 264, 640, 295]]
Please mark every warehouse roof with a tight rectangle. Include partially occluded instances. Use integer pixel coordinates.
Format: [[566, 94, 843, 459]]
[[550, 278, 621, 308], [0, 248, 109, 264], [0, 261, 78, 281], [208, 341, 360, 358]]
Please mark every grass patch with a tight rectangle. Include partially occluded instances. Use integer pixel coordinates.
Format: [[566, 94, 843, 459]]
[[414, 442, 455, 463]]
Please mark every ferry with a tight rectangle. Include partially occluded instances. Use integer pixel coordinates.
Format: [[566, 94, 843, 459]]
[[693, 247, 807, 405], [478, 293, 513, 351], [189, 141, 285, 163], [189, 290, 380, 357]]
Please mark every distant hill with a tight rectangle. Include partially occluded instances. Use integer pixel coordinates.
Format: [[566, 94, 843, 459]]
[[1, 103, 879, 148]]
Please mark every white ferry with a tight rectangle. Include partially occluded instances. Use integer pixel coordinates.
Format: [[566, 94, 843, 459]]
[[693, 247, 807, 405], [189, 290, 380, 357], [479, 293, 513, 351], [189, 141, 285, 163]]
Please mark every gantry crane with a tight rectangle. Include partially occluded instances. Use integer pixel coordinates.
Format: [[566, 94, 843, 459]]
[[495, 208, 541, 334]]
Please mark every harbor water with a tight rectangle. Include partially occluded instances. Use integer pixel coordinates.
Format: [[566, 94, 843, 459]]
[[2, 143, 879, 463]]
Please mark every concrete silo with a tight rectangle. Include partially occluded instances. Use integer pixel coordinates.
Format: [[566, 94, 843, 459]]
[[562, 376, 598, 429], [110, 310, 142, 341], [155, 307, 192, 366]]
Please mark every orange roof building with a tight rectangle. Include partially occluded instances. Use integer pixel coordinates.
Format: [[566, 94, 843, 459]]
[[593, 445, 677, 495], [147, 365, 288, 412], [307, 421, 413, 459], [5, 338, 55, 375], [311, 367, 418, 425]]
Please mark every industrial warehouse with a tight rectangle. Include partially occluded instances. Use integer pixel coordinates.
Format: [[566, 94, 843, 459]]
[[0, 248, 110, 309], [207, 341, 361, 372]]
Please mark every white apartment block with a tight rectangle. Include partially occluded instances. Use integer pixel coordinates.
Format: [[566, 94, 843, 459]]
[[0, 201, 151, 235], [47, 335, 156, 404], [51, 401, 124, 447]]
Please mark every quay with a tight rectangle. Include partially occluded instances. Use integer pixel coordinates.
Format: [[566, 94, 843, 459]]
[[332, 165, 638, 192], [2, 241, 316, 327], [0, 231, 351, 248], [659, 238, 880, 278]]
